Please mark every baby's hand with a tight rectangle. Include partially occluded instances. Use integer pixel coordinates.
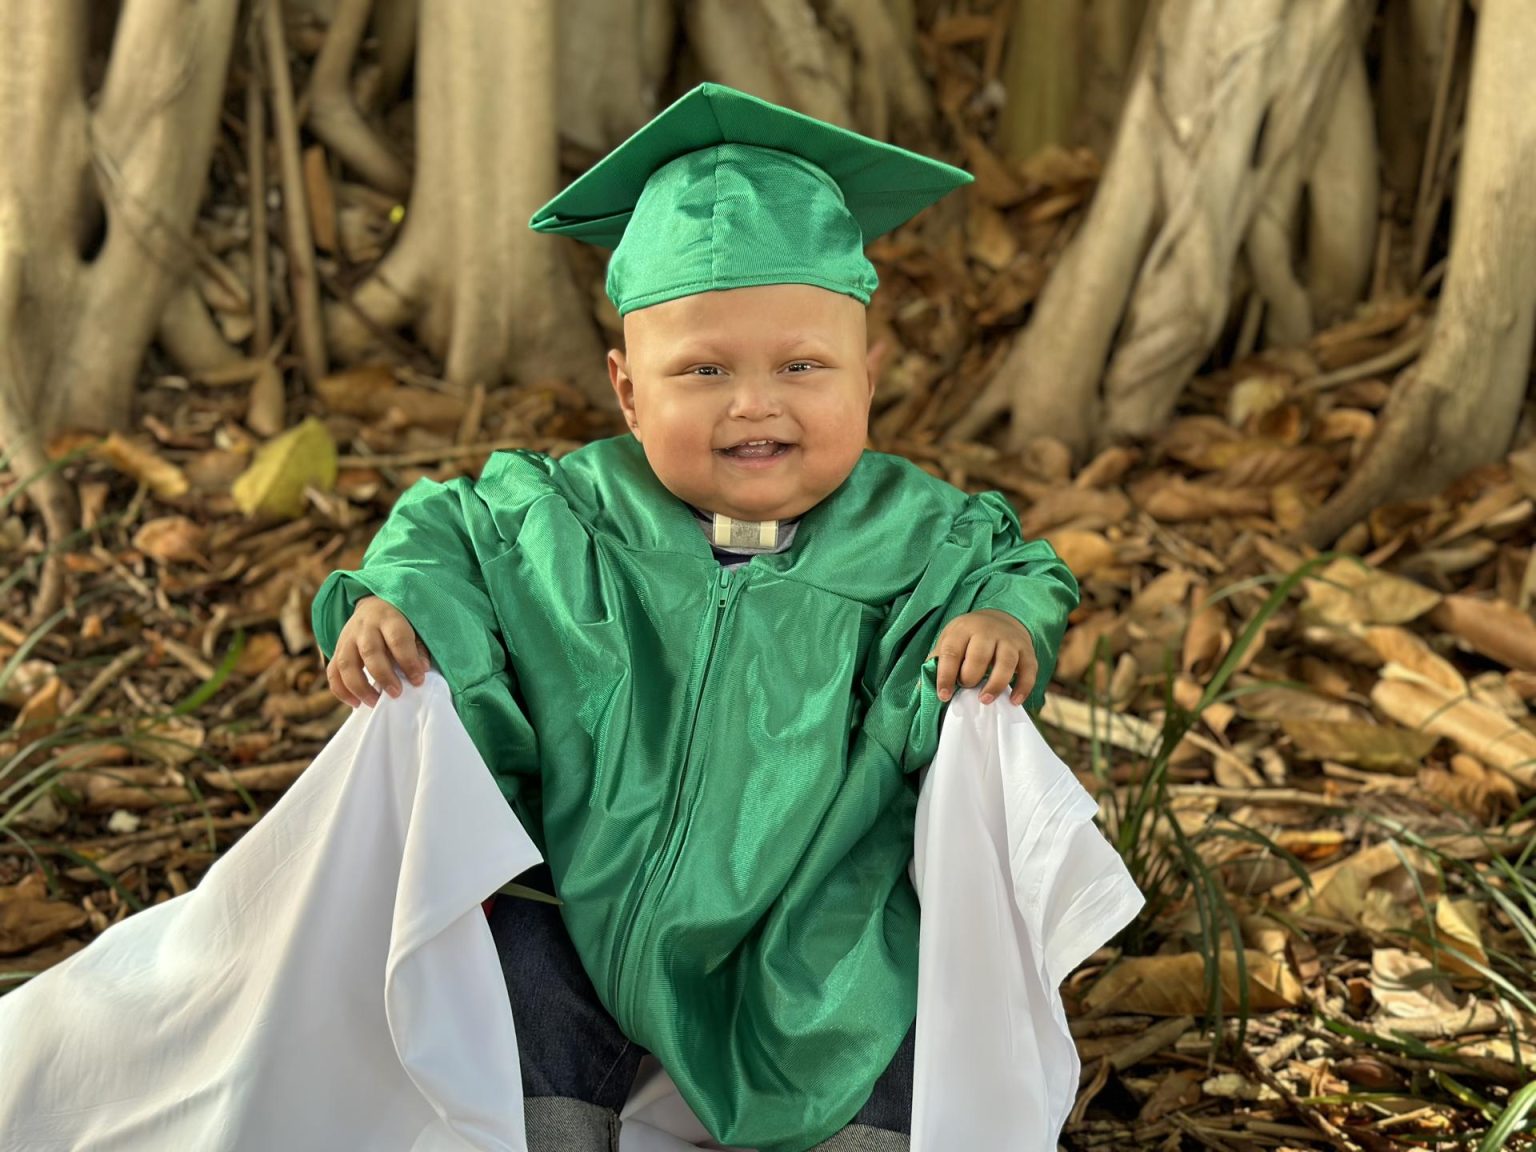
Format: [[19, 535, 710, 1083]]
[[929, 609, 1037, 706], [326, 595, 432, 708]]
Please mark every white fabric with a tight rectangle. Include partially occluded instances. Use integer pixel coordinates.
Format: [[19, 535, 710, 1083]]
[[0, 677, 1141, 1152], [0, 674, 541, 1152]]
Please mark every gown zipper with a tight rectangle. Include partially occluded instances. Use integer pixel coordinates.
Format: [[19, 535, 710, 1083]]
[[613, 566, 737, 1020]]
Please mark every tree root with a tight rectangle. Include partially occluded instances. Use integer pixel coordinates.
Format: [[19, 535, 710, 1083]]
[[328, 0, 606, 398], [0, 1, 238, 615], [306, 0, 411, 195], [952, 0, 1369, 456], [1303, 0, 1536, 545]]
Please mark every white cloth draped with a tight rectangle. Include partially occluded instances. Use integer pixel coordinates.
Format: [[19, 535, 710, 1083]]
[[0, 676, 1140, 1152]]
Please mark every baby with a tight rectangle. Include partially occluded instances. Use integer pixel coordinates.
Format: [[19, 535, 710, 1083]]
[[314, 84, 1079, 1152]]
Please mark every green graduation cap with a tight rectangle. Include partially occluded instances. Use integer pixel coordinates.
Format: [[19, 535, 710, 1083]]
[[530, 83, 973, 316]]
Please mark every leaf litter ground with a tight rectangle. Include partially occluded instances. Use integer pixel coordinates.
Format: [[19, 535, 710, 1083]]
[[3, 72, 1536, 1152]]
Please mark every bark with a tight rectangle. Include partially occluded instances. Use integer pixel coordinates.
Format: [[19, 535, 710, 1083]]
[[1376, 0, 1452, 207], [306, 0, 411, 195], [998, 0, 1080, 162], [0, 0, 239, 617], [1303, 0, 1536, 545], [950, 0, 1369, 455], [685, 0, 933, 144], [326, 0, 605, 397], [559, 0, 676, 155]]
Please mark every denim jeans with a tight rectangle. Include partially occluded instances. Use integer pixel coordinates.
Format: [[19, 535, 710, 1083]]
[[487, 864, 915, 1151]]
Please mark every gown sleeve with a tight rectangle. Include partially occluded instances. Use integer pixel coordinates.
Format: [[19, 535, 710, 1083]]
[[310, 462, 544, 832], [863, 489, 1080, 775]]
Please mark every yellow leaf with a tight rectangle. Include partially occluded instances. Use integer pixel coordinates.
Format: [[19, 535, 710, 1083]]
[[1429, 898, 1489, 979], [231, 418, 338, 519]]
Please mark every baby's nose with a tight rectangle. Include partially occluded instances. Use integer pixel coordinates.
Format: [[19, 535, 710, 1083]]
[[727, 380, 781, 418]]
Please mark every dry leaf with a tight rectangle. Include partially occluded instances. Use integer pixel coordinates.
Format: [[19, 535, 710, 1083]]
[[132, 516, 210, 566], [1372, 667, 1536, 789], [1362, 626, 1467, 694], [233, 632, 287, 678], [94, 433, 190, 499], [1371, 947, 1462, 1018], [231, 417, 339, 519], [1045, 529, 1116, 578], [1083, 951, 1304, 1016], [1309, 842, 1438, 931], [1428, 898, 1489, 980], [1281, 719, 1437, 772], [0, 899, 88, 955], [1429, 595, 1536, 673], [1131, 475, 1271, 521], [1304, 559, 1442, 627]]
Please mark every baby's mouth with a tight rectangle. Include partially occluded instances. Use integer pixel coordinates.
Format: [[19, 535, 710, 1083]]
[[718, 439, 792, 459]]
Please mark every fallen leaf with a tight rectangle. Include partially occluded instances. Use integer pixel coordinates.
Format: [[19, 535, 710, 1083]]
[[132, 516, 209, 566], [1371, 947, 1462, 1018], [0, 899, 88, 955], [231, 417, 338, 519], [1429, 898, 1489, 980], [1429, 595, 1536, 673], [1372, 667, 1536, 789], [94, 433, 189, 499], [1281, 718, 1437, 772], [1083, 951, 1304, 1016]]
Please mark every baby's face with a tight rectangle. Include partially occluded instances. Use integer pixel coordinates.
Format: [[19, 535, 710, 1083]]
[[609, 283, 878, 522]]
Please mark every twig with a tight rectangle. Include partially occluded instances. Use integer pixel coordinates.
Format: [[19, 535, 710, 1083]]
[[65, 645, 147, 716], [1296, 327, 1427, 394], [246, 32, 272, 357], [1240, 1049, 1361, 1152], [260, 0, 328, 384]]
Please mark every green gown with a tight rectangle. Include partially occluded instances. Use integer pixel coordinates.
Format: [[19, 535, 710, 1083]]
[[311, 434, 1078, 1152]]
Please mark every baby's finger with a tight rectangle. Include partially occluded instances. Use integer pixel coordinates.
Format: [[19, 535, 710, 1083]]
[[338, 649, 378, 708], [980, 645, 1016, 705], [357, 632, 401, 701], [383, 617, 427, 686], [326, 652, 362, 708], [1010, 648, 1040, 706], [933, 630, 965, 702], [958, 637, 996, 690]]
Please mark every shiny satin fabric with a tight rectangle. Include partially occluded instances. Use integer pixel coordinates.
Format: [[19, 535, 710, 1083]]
[[311, 435, 1079, 1152]]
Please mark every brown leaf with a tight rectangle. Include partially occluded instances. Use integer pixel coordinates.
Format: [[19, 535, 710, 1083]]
[[132, 516, 210, 566], [1044, 529, 1116, 578], [1429, 595, 1536, 673], [1281, 719, 1438, 772], [1362, 626, 1468, 694], [0, 899, 88, 955], [1304, 559, 1442, 627], [233, 632, 287, 678], [1084, 951, 1304, 1017], [1130, 475, 1270, 522], [1372, 668, 1536, 789], [94, 433, 190, 499], [1018, 487, 1132, 536]]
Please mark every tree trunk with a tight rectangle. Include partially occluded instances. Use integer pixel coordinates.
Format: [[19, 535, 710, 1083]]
[[0, 0, 240, 617], [326, 0, 607, 398], [1303, 0, 1536, 545], [950, 0, 1372, 456]]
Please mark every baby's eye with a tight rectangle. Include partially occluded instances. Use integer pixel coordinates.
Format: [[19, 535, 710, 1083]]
[[785, 361, 818, 373], [691, 365, 723, 377]]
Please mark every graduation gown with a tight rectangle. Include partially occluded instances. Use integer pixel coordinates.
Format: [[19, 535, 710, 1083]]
[[310, 435, 1079, 1152]]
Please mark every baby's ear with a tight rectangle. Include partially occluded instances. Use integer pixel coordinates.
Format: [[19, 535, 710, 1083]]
[[865, 339, 889, 394], [607, 348, 641, 439]]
